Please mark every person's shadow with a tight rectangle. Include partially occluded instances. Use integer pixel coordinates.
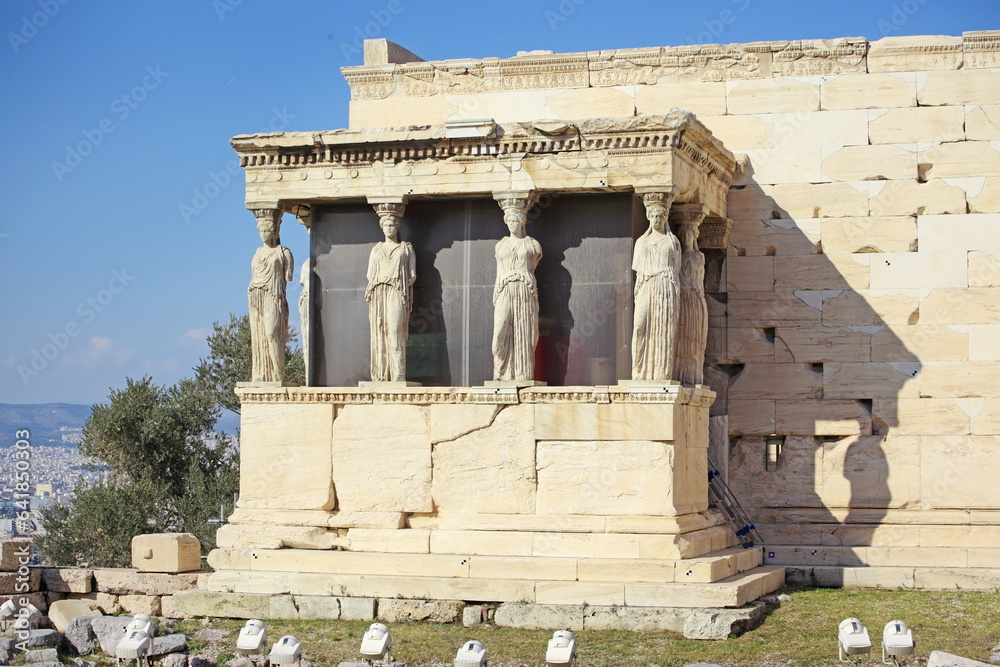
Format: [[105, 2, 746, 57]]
[[712, 161, 917, 583]]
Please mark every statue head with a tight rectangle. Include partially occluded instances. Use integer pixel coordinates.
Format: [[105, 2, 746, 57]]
[[253, 209, 281, 247], [641, 192, 673, 234], [378, 212, 400, 240], [503, 208, 527, 238], [679, 223, 699, 249]]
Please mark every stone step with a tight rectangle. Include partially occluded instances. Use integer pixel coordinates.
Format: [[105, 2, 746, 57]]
[[210, 545, 760, 584], [202, 564, 785, 608], [764, 544, 1000, 568], [754, 522, 1000, 547], [787, 565, 1000, 590]]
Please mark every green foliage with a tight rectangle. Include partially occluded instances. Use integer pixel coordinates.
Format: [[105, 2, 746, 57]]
[[36, 477, 172, 568], [193, 314, 304, 415]]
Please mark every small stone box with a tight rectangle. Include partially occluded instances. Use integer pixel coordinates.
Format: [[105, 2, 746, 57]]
[[131, 533, 201, 573]]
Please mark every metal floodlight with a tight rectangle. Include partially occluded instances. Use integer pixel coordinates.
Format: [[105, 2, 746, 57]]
[[236, 619, 267, 655], [127, 613, 156, 637], [1, 600, 41, 630], [359, 622, 392, 662], [0, 599, 16, 620], [269, 635, 302, 665], [116, 628, 152, 665], [454, 639, 488, 666], [838, 618, 872, 661], [882, 620, 914, 662], [545, 630, 577, 666]]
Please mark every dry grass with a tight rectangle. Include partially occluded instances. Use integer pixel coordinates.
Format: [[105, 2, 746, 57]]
[[74, 586, 1000, 666]]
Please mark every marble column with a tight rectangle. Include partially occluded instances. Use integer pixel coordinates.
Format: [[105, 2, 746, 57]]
[[671, 203, 709, 386]]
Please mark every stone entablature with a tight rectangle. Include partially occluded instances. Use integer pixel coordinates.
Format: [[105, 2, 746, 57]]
[[342, 33, 1000, 100], [232, 111, 736, 235]]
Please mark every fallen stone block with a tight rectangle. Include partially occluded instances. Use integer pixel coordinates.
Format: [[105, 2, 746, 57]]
[[62, 615, 100, 656], [683, 602, 768, 640], [70, 658, 97, 667], [0, 637, 17, 664], [159, 654, 189, 667], [47, 599, 103, 633], [24, 648, 59, 663], [132, 533, 201, 574], [24, 629, 61, 648], [927, 650, 994, 666], [91, 616, 132, 655], [150, 633, 188, 657], [41, 569, 93, 594]]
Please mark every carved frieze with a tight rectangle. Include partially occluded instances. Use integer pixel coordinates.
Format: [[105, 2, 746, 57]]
[[963, 30, 1000, 69], [771, 38, 868, 77]]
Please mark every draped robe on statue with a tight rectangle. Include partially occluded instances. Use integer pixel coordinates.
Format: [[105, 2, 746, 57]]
[[366, 240, 415, 382], [675, 245, 708, 385], [492, 235, 543, 381], [631, 230, 681, 381], [248, 244, 294, 382]]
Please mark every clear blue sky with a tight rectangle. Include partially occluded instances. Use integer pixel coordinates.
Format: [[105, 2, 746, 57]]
[[1, 0, 996, 405]]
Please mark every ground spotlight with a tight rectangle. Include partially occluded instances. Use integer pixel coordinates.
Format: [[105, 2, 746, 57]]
[[270, 635, 302, 665], [360, 622, 393, 662], [838, 618, 872, 661], [116, 614, 157, 666], [882, 620, 914, 663], [236, 619, 267, 655], [454, 639, 487, 666], [545, 630, 577, 666]]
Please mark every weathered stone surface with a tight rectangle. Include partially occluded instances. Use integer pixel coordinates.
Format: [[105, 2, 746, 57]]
[[918, 68, 1000, 106], [62, 615, 100, 656], [377, 599, 463, 623], [159, 655, 189, 667], [69, 658, 97, 667], [927, 650, 994, 667], [921, 141, 1000, 180], [821, 216, 916, 254], [47, 599, 102, 633], [344, 528, 428, 554], [0, 638, 15, 664], [338, 596, 376, 620], [920, 288, 1000, 325], [428, 404, 499, 443], [636, 81, 726, 117], [95, 593, 120, 615], [742, 147, 824, 185], [0, 539, 33, 571], [870, 251, 967, 290], [682, 603, 767, 640], [868, 106, 964, 144], [966, 104, 1000, 141], [432, 404, 535, 514], [869, 179, 967, 216], [25, 648, 59, 663], [727, 78, 820, 114], [269, 594, 298, 619], [0, 569, 40, 594], [292, 595, 340, 619], [41, 569, 92, 594], [871, 324, 968, 362], [921, 436, 1000, 509], [698, 114, 772, 150], [536, 440, 675, 515], [23, 629, 60, 647], [119, 594, 161, 616], [131, 533, 201, 574], [583, 605, 687, 632], [162, 591, 269, 620], [772, 182, 869, 218], [821, 73, 916, 110], [822, 144, 915, 181], [215, 524, 339, 551], [240, 402, 336, 511], [149, 634, 187, 657], [869, 35, 963, 72], [333, 404, 431, 513], [93, 570, 197, 596], [820, 435, 921, 509], [774, 110, 868, 148], [91, 616, 131, 655], [494, 603, 585, 631]]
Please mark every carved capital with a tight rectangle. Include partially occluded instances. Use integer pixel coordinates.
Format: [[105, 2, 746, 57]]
[[640, 191, 675, 218], [494, 191, 538, 214], [368, 195, 408, 220], [252, 208, 282, 228], [697, 216, 734, 250], [670, 202, 708, 227]]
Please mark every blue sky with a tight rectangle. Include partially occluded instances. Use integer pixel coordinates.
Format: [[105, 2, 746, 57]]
[[1, 0, 997, 405]]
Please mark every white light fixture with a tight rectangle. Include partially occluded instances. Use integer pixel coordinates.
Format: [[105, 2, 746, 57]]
[[270, 635, 302, 665], [545, 630, 577, 666], [882, 620, 914, 662], [236, 619, 267, 655], [454, 640, 488, 666], [116, 614, 157, 665], [838, 618, 872, 661], [359, 622, 393, 662], [0, 600, 40, 631]]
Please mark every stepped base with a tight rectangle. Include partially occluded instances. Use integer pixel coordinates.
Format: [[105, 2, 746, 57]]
[[785, 565, 1000, 590]]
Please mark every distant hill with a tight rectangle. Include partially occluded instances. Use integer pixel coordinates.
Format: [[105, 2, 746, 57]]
[[0, 403, 241, 446]]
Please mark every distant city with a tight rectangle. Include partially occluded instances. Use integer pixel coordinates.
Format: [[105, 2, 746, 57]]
[[0, 403, 239, 538]]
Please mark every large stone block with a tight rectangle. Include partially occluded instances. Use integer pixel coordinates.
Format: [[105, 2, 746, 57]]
[[868, 179, 967, 216], [971, 398, 1000, 435], [727, 217, 821, 257], [918, 213, 1000, 252], [774, 325, 871, 363], [921, 436, 1000, 509], [444, 90, 547, 124], [333, 404, 431, 513], [252, 548, 471, 578], [215, 524, 340, 550], [727, 291, 823, 326], [869, 251, 968, 290], [531, 533, 640, 559], [823, 361, 920, 399], [741, 147, 824, 185], [432, 404, 535, 514], [776, 400, 871, 436], [919, 361, 1000, 397], [821, 73, 916, 110], [918, 68, 1000, 106], [773, 110, 868, 148], [239, 402, 335, 511], [0, 539, 32, 571], [429, 530, 533, 557], [727, 183, 776, 221], [726, 256, 773, 292], [378, 598, 464, 623], [728, 436, 824, 508], [867, 106, 965, 144], [869, 35, 963, 73], [118, 594, 161, 616], [920, 288, 1000, 326], [493, 602, 584, 631], [131, 533, 200, 573], [162, 590, 270, 619], [344, 528, 429, 554], [428, 404, 499, 443], [536, 440, 677, 516], [545, 86, 635, 120], [821, 216, 916, 254], [92, 569, 198, 596], [0, 568, 39, 594], [698, 114, 772, 150], [871, 324, 969, 362], [532, 402, 677, 441], [921, 141, 1000, 180], [970, 178, 1000, 214], [583, 605, 687, 632], [969, 251, 1000, 287], [727, 400, 776, 435], [46, 598, 102, 633], [349, 96, 455, 129], [819, 435, 921, 509], [728, 362, 823, 400], [874, 398, 970, 435], [40, 568, 92, 594], [535, 581, 624, 606], [966, 104, 1000, 141], [772, 182, 869, 218], [577, 558, 675, 583], [358, 574, 534, 603], [469, 556, 576, 581], [774, 253, 870, 290], [635, 81, 726, 117], [968, 326, 1000, 362], [820, 289, 920, 327], [726, 78, 821, 114], [822, 144, 916, 182]]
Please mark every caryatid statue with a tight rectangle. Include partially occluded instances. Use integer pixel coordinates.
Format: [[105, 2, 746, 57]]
[[492, 195, 542, 382], [248, 208, 294, 383], [631, 192, 681, 382], [672, 204, 709, 385], [365, 201, 415, 382]]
